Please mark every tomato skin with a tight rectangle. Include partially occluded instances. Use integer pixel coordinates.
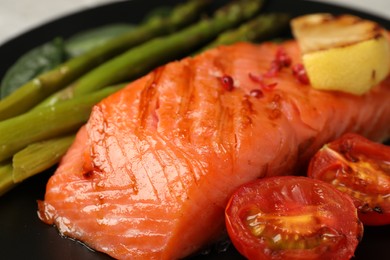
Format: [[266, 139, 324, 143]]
[[308, 133, 390, 226], [225, 176, 362, 260]]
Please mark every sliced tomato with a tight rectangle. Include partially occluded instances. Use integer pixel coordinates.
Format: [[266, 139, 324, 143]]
[[225, 176, 362, 260], [308, 133, 390, 226]]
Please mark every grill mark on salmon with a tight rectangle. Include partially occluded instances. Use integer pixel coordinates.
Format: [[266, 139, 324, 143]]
[[137, 66, 165, 130]]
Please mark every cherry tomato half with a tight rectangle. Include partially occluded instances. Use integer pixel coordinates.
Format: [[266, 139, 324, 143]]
[[225, 176, 363, 260], [308, 133, 390, 226]]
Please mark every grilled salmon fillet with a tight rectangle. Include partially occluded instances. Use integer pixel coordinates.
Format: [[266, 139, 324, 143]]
[[38, 40, 390, 259]]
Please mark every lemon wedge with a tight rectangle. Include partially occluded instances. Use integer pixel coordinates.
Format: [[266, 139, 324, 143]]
[[291, 13, 390, 95]]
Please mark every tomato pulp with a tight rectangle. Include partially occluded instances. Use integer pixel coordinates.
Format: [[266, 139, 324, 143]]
[[225, 176, 363, 260], [308, 133, 390, 226]]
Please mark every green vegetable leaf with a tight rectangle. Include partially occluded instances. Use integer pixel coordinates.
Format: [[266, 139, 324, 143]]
[[0, 38, 66, 99]]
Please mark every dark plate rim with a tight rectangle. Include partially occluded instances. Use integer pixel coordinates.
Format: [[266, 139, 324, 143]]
[[0, 1, 389, 260]]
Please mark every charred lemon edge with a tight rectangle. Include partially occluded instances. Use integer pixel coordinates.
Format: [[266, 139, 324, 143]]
[[291, 13, 390, 95]]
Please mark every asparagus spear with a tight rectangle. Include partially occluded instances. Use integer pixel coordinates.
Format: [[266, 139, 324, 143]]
[[201, 13, 290, 50], [37, 0, 265, 105], [0, 84, 124, 162], [0, 162, 14, 196], [12, 135, 75, 183], [0, 0, 210, 120]]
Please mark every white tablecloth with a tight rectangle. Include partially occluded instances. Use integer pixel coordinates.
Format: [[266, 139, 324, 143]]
[[0, 0, 389, 45]]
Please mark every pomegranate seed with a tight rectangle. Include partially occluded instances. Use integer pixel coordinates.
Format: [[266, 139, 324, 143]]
[[220, 75, 234, 91], [250, 89, 264, 98], [292, 64, 310, 84]]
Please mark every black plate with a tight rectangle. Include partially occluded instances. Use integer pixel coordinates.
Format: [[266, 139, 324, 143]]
[[0, 1, 389, 259]]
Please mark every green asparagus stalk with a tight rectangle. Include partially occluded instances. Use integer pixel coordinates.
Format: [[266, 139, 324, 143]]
[[12, 135, 75, 183], [201, 13, 290, 51], [0, 162, 15, 196], [0, 0, 210, 120], [0, 84, 124, 162], [37, 0, 264, 106]]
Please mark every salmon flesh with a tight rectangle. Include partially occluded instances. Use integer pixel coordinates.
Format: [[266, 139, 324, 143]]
[[38, 41, 390, 259]]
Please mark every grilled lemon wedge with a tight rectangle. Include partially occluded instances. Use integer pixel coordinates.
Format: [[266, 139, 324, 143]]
[[291, 13, 390, 95]]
